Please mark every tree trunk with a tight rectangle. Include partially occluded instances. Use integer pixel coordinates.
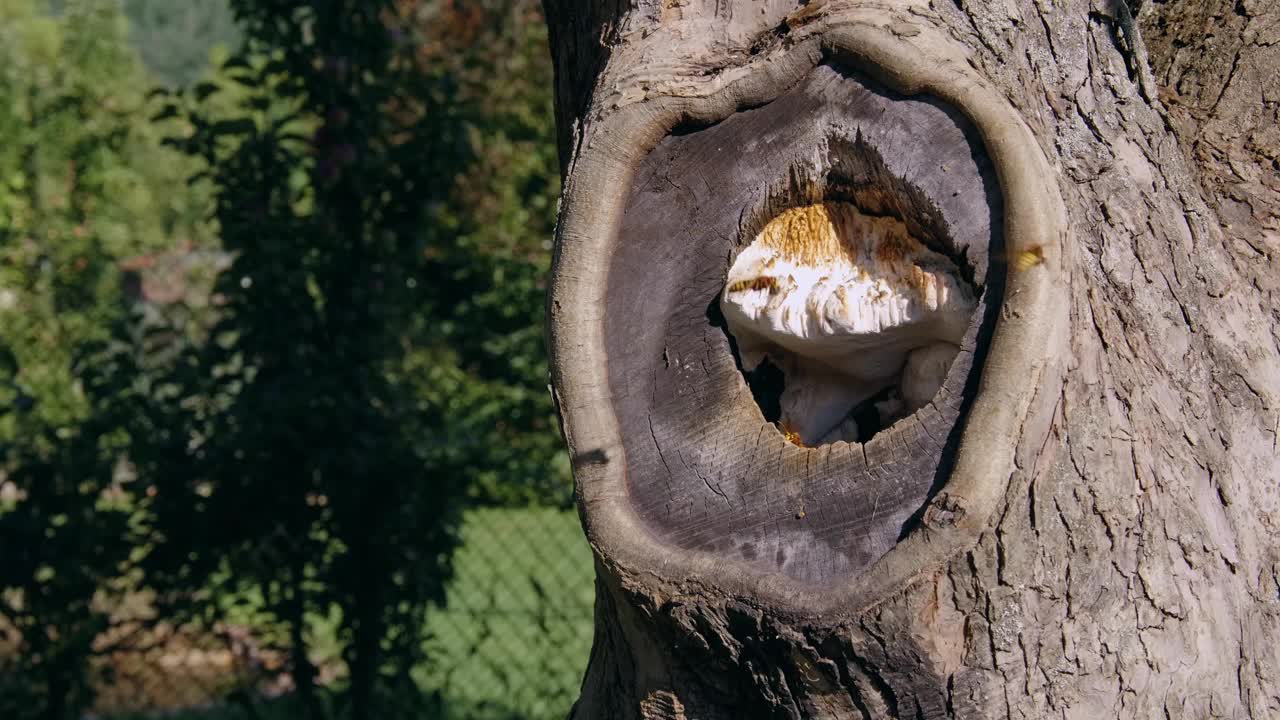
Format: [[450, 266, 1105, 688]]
[[543, 1, 1280, 718]]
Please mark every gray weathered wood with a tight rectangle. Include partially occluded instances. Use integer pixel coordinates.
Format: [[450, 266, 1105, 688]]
[[608, 64, 1000, 585]]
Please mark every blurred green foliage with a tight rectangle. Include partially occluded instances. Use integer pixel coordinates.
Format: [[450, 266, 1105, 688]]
[[412, 1, 569, 507], [132, 3, 478, 714], [0, 1, 212, 716], [0, 0, 210, 428], [0, 0, 576, 717]]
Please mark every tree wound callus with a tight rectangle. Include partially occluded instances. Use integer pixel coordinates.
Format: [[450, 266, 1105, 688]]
[[605, 65, 1003, 585]]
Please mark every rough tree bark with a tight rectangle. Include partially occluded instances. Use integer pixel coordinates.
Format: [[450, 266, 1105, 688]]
[[543, 1, 1280, 718]]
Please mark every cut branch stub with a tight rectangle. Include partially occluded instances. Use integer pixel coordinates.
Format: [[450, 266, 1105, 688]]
[[549, 24, 1067, 613], [607, 66, 999, 585]]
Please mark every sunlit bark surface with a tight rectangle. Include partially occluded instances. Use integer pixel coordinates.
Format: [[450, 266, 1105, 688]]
[[543, 1, 1280, 717]]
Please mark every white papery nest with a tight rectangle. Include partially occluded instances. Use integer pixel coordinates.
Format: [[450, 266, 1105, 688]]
[[721, 202, 975, 445]]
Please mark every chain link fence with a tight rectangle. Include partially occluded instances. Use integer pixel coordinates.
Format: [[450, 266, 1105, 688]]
[[6, 506, 594, 720], [420, 508, 595, 719]]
